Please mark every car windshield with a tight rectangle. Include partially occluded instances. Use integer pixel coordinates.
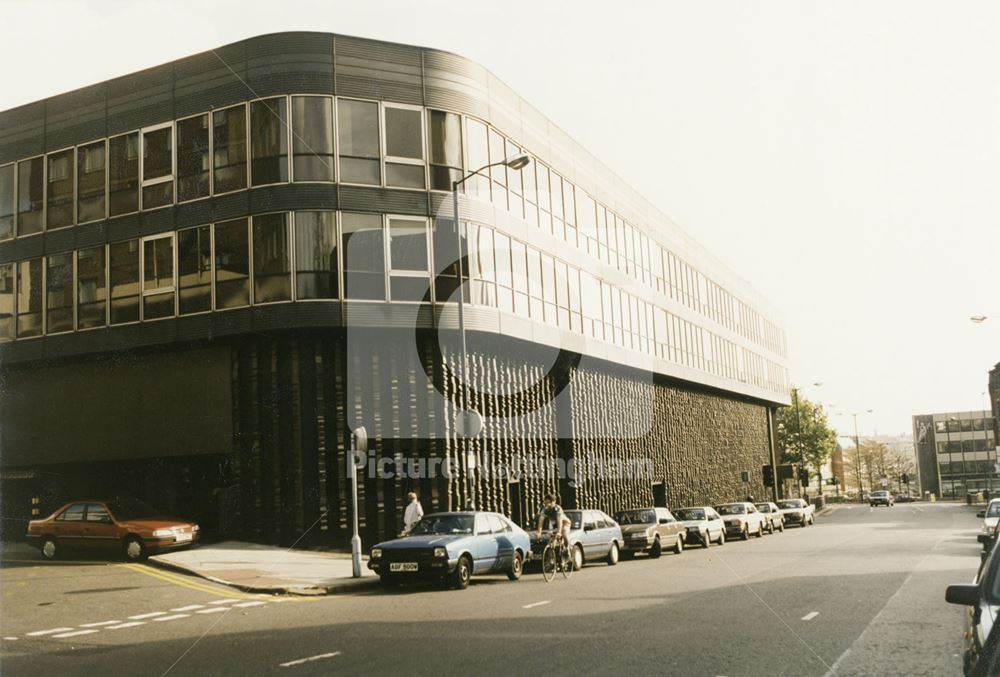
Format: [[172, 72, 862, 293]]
[[674, 508, 705, 521], [987, 503, 1000, 518], [107, 498, 165, 520], [755, 504, 770, 512], [565, 511, 584, 529], [778, 500, 804, 510], [872, 491, 888, 497], [615, 509, 655, 525], [408, 514, 474, 535], [716, 504, 746, 515]]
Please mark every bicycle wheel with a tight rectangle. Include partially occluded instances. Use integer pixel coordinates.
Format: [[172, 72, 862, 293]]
[[541, 544, 557, 582], [560, 543, 573, 580]]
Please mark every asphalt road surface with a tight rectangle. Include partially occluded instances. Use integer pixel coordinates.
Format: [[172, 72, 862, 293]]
[[0, 501, 982, 677]]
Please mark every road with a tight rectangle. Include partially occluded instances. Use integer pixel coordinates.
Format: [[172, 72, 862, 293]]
[[0, 501, 982, 676]]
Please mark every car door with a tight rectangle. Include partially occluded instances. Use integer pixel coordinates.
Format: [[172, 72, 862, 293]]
[[53, 503, 87, 550], [82, 503, 119, 553], [581, 511, 602, 559], [487, 513, 513, 571], [471, 514, 500, 573], [707, 509, 723, 539]]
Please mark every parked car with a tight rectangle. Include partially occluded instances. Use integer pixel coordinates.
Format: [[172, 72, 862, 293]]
[[613, 507, 686, 559], [755, 502, 785, 533], [946, 534, 1000, 675], [367, 511, 529, 589], [895, 493, 917, 503], [529, 509, 623, 570], [870, 490, 894, 507], [673, 506, 726, 547], [24, 498, 200, 561], [977, 499, 1000, 541], [715, 502, 767, 540], [777, 499, 815, 527]]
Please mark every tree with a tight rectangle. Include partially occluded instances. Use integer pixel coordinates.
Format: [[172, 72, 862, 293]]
[[776, 395, 838, 494]]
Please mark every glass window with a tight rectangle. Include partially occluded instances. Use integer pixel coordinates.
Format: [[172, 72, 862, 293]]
[[471, 224, 495, 307], [77, 141, 106, 223], [109, 133, 139, 217], [388, 217, 429, 302], [178, 226, 212, 314], [177, 114, 210, 202], [46, 149, 74, 229], [109, 240, 140, 324], [77, 246, 106, 329], [295, 211, 338, 300], [46, 253, 74, 333], [58, 503, 86, 522], [494, 233, 513, 313], [86, 503, 111, 523], [213, 104, 248, 194], [292, 96, 334, 182], [17, 157, 44, 235], [16, 258, 42, 336], [338, 99, 380, 185], [0, 263, 13, 340], [142, 235, 174, 319], [141, 125, 173, 209], [215, 218, 250, 309], [0, 164, 13, 240], [464, 118, 490, 200], [250, 98, 289, 186], [252, 213, 291, 303], [489, 130, 507, 210], [384, 106, 425, 189], [427, 110, 463, 191], [342, 212, 385, 300], [432, 218, 464, 303]]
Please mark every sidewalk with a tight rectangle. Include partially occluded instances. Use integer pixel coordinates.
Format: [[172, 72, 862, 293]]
[[149, 541, 380, 596]]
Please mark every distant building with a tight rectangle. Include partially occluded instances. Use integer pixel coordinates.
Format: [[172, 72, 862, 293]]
[[990, 362, 1000, 446], [912, 410, 997, 499], [831, 445, 845, 488]]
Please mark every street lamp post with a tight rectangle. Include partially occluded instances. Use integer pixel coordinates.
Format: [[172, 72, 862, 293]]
[[450, 152, 531, 509]]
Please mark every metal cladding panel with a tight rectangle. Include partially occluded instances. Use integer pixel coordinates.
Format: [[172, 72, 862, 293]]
[[486, 72, 523, 144], [137, 208, 176, 238], [207, 192, 254, 224], [334, 36, 423, 104], [44, 86, 108, 152], [5, 235, 44, 263], [106, 64, 174, 135], [40, 228, 75, 256], [422, 49, 490, 119], [0, 102, 45, 163], [68, 221, 110, 252], [338, 185, 428, 216], [105, 213, 141, 244], [246, 33, 334, 96], [545, 122, 578, 185], [519, 103, 553, 169], [250, 184, 338, 213], [173, 43, 251, 118]]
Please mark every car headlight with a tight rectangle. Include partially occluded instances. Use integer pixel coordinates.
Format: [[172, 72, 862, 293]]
[[153, 528, 174, 538], [192, 525, 200, 532], [371, 548, 382, 558], [433, 547, 447, 558]]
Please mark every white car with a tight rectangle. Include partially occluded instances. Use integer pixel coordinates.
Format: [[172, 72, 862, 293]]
[[777, 499, 814, 527], [978, 499, 1000, 538], [714, 502, 767, 540], [673, 506, 727, 547]]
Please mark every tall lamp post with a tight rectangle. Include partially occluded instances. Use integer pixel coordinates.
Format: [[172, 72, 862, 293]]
[[451, 152, 531, 508], [790, 382, 822, 497]]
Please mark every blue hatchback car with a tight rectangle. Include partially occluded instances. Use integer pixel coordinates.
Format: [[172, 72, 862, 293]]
[[368, 511, 531, 589]]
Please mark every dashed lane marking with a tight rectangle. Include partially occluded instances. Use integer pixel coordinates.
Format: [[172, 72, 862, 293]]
[[522, 600, 551, 609], [280, 651, 342, 668], [196, 608, 229, 614], [26, 628, 74, 637], [171, 605, 205, 612], [52, 629, 99, 638], [79, 620, 121, 628], [233, 601, 267, 608], [152, 614, 190, 622], [106, 622, 146, 630], [129, 612, 167, 620], [801, 611, 820, 621], [208, 599, 241, 605], [4, 637, 18, 641]]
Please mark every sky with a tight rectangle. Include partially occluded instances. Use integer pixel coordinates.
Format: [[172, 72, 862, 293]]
[[1, 0, 997, 437]]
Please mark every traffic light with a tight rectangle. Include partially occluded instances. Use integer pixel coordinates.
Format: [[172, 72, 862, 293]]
[[902, 473, 909, 485], [762, 465, 774, 487], [798, 467, 809, 484]]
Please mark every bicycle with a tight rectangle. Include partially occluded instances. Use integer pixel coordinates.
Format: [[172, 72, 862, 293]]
[[541, 533, 573, 582]]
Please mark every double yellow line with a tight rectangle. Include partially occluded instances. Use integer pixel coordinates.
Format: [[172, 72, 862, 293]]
[[119, 563, 316, 602]]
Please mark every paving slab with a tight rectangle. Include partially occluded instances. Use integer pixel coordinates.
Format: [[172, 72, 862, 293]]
[[149, 541, 379, 595]]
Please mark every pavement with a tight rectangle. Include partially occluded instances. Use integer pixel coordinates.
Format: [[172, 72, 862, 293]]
[[149, 541, 379, 595]]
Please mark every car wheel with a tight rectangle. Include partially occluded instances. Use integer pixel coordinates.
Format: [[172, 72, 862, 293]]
[[778, 521, 785, 533], [717, 529, 726, 545], [767, 520, 775, 534], [451, 555, 472, 590], [741, 526, 749, 541], [507, 551, 524, 580], [571, 545, 584, 571], [606, 542, 619, 566], [809, 516, 815, 525], [649, 537, 662, 559], [123, 535, 145, 562], [756, 523, 764, 538], [41, 537, 58, 560], [702, 530, 711, 548], [673, 535, 684, 555]]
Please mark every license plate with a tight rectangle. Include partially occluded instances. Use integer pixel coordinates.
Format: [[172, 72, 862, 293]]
[[389, 562, 418, 572], [175, 533, 192, 542]]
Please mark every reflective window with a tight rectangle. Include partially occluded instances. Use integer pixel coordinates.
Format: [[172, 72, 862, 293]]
[[142, 235, 174, 320], [494, 232, 513, 313], [388, 217, 429, 302], [427, 110, 463, 191], [341, 212, 385, 300], [213, 104, 248, 194], [464, 118, 490, 200], [521, 158, 538, 227], [16, 258, 43, 336], [511, 240, 527, 317], [384, 106, 424, 189], [471, 224, 496, 307], [77, 141, 106, 223], [214, 218, 250, 309], [338, 99, 380, 185], [252, 213, 292, 303], [57, 503, 86, 522], [46, 252, 74, 333], [0, 263, 13, 340], [17, 157, 44, 235], [178, 226, 212, 314], [295, 211, 338, 300], [177, 114, 210, 202], [85, 504, 111, 523], [76, 246, 106, 329], [536, 163, 551, 231], [292, 96, 334, 182], [0, 164, 13, 240], [141, 125, 173, 209], [250, 98, 289, 185], [489, 129, 507, 210], [109, 133, 139, 217], [46, 149, 74, 229], [109, 239, 140, 324], [432, 218, 463, 303]]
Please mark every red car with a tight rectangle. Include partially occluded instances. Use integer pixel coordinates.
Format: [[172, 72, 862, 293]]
[[25, 498, 199, 561]]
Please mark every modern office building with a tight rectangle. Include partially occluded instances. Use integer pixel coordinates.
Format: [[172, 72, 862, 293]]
[[0, 33, 789, 545], [913, 410, 997, 499]]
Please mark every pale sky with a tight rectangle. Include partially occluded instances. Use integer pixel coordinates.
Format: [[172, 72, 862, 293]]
[[2, 0, 997, 436]]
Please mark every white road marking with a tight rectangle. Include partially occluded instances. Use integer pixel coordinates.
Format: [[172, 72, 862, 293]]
[[208, 598, 240, 605], [4, 637, 18, 641], [80, 620, 121, 628], [196, 608, 229, 615], [522, 600, 551, 609], [106, 622, 146, 630], [152, 614, 189, 622], [233, 601, 267, 608], [26, 627, 74, 636], [801, 611, 820, 621], [52, 629, 99, 638], [280, 651, 342, 668], [171, 605, 205, 612], [129, 611, 167, 620]]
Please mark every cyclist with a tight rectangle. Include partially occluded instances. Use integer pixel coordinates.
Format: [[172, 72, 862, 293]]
[[536, 493, 572, 547]]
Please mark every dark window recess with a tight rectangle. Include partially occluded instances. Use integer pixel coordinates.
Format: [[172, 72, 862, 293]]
[[214, 218, 250, 309], [77, 141, 106, 223], [252, 213, 292, 303], [76, 246, 106, 329], [177, 115, 210, 202], [178, 226, 212, 314], [295, 211, 338, 300], [250, 98, 289, 186], [338, 99, 380, 185], [109, 133, 139, 217], [46, 252, 74, 333], [292, 96, 334, 182], [213, 104, 248, 194], [341, 212, 385, 300], [46, 149, 74, 229], [109, 239, 140, 324], [0, 164, 14, 240], [17, 157, 44, 235]]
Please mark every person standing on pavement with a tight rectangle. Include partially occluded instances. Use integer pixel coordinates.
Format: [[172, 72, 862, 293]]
[[402, 492, 424, 535]]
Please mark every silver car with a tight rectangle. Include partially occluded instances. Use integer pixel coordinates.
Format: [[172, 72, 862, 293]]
[[673, 506, 727, 547], [715, 502, 767, 540], [755, 502, 785, 534]]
